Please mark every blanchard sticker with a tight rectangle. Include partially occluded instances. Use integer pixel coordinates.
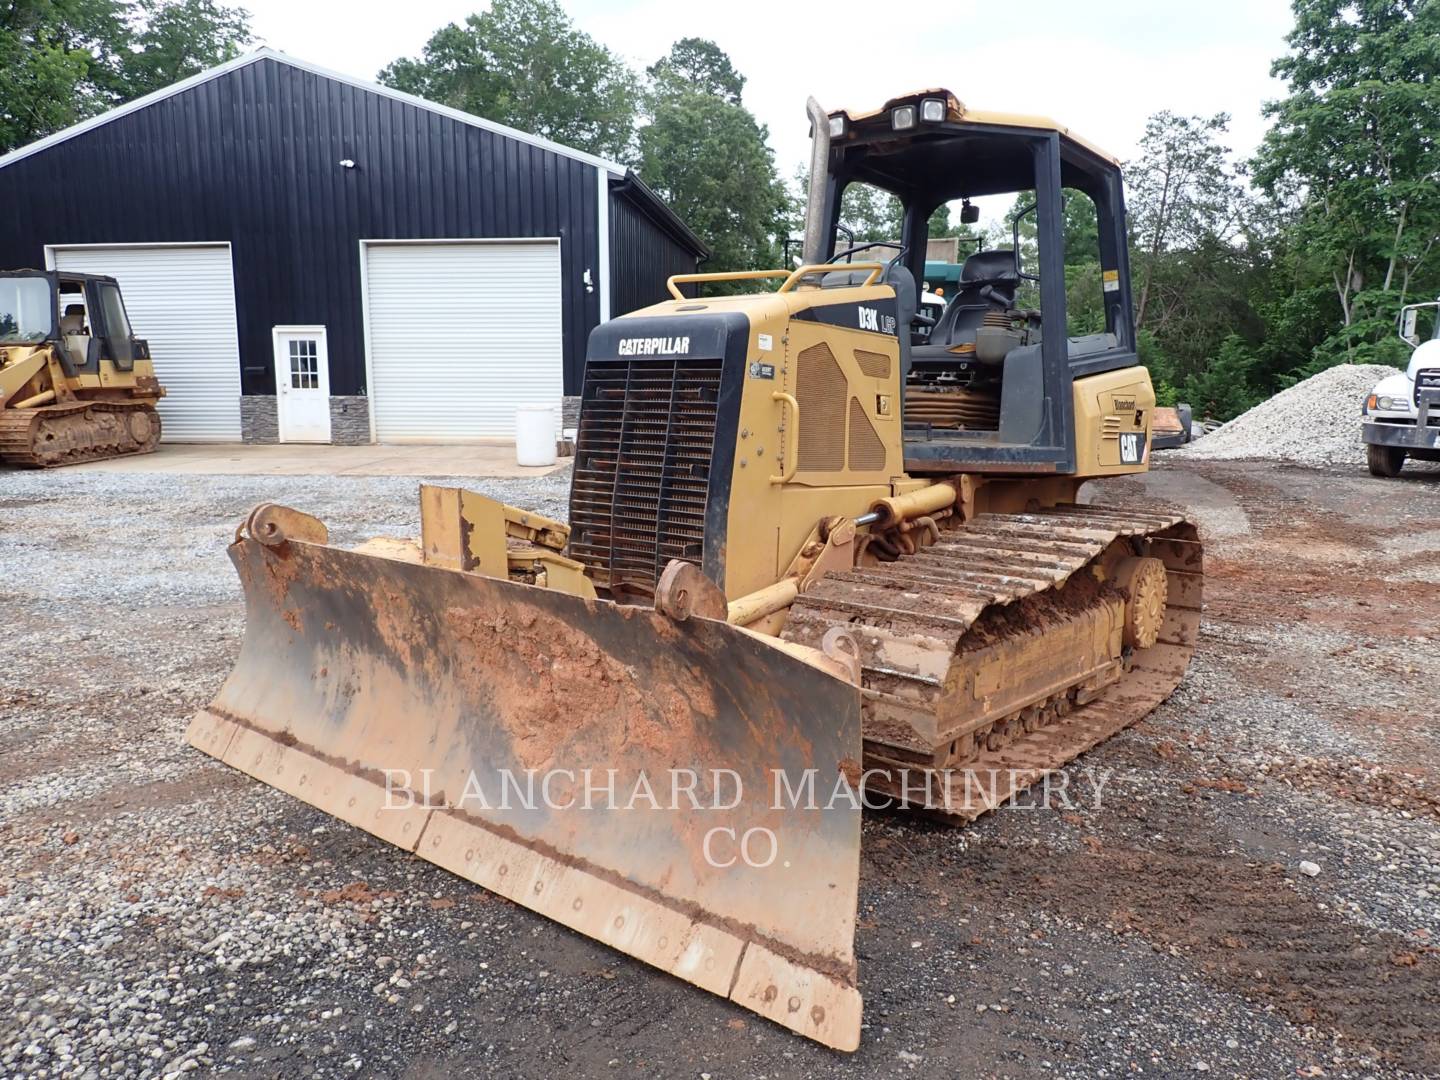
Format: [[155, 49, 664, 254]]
[[617, 336, 691, 356], [858, 306, 898, 335], [749, 361, 775, 380]]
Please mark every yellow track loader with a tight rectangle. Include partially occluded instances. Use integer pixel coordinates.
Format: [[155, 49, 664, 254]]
[[0, 270, 164, 466], [189, 90, 1202, 1051]]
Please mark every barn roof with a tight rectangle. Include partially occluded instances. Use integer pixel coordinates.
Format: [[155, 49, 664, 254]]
[[0, 47, 629, 177]]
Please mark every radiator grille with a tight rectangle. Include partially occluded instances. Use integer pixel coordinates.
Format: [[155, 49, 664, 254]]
[[854, 349, 891, 379], [797, 342, 847, 471], [569, 358, 722, 594], [1417, 369, 1440, 407], [848, 397, 887, 471]]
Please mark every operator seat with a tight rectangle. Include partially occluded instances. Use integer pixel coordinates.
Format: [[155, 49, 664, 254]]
[[914, 249, 1020, 360], [60, 304, 87, 337]]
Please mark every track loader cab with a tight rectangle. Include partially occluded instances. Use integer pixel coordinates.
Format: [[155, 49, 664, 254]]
[[807, 91, 1149, 475]]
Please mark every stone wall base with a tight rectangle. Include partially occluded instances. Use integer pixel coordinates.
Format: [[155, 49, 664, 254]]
[[329, 396, 371, 445], [239, 395, 372, 444], [239, 396, 278, 444]]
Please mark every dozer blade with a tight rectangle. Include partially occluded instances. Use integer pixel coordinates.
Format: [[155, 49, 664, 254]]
[[188, 531, 865, 1050]]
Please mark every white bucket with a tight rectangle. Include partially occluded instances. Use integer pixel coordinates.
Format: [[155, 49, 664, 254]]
[[515, 405, 558, 467]]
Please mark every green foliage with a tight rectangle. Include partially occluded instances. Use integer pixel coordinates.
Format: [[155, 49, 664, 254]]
[[1253, 0, 1440, 368], [1183, 334, 1262, 419], [1128, 111, 1249, 336], [120, 0, 250, 98], [1060, 194, 1099, 268], [0, 0, 250, 154], [1064, 262, 1106, 336], [636, 40, 786, 279], [838, 183, 902, 245], [380, 0, 639, 162], [646, 37, 743, 105], [1135, 328, 1180, 407]]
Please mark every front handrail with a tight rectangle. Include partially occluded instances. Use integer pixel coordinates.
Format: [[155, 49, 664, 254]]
[[778, 262, 885, 293], [664, 262, 889, 301], [665, 269, 792, 300]]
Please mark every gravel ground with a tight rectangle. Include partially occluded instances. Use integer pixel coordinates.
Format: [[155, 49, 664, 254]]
[[2, 458, 1438, 1079], [1181, 364, 1401, 467]]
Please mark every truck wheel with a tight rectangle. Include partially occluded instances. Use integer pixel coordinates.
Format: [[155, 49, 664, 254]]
[[1366, 443, 1406, 478]]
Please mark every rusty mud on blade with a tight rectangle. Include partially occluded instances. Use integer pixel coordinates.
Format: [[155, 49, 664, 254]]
[[188, 526, 868, 1049]]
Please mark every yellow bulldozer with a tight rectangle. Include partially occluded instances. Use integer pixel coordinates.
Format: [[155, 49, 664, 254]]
[[189, 90, 1202, 1051], [0, 269, 165, 466]]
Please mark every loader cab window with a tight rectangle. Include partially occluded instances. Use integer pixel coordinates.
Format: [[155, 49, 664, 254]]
[[836, 182, 904, 262], [1056, 190, 1107, 340], [57, 287, 93, 369], [97, 282, 135, 367], [0, 276, 54, 343]]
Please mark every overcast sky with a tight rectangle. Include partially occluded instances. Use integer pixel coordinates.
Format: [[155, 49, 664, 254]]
[[241, 0, 1296, 174]]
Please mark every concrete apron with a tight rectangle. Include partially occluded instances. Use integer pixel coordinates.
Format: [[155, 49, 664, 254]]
[[48, 442, 571, 478]]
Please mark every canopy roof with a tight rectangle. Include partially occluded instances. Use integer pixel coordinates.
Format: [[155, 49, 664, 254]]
[[824, 89, 1121, 205]]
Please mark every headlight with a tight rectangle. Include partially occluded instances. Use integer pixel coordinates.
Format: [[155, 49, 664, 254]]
[[1377, 395, 1413, 411], [920, 97, 946, 123], [891, 104, 916, 131], [827, 115, 845, 139]]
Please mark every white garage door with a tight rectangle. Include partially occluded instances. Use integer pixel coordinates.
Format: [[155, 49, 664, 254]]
[[364, 241, 563, 441], [51, 244, 241, 441]]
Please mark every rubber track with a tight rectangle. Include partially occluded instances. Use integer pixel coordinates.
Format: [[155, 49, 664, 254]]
[[780, 504, 1204, 822]]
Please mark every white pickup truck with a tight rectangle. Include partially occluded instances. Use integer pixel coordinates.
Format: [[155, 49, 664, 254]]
[[1361, 298, 1440, 477]]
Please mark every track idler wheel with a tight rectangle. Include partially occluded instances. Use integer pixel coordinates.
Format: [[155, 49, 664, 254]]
[[1115, 556, 1169, 649]]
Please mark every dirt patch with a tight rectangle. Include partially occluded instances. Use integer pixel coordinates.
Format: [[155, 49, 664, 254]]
[[1079, 844, 1440, 1073]]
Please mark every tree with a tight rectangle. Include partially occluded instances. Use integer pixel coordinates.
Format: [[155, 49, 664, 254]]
[[646, 37, 742, 105], [119, 0, 250, 98], [0, 0, 251, 155], [639, 92, 786, 275], [1253, 0, 1440, 368], [1128, 112, 1249, 332], [1184, 334, 1262, 419], [838, 182, 902, 245], [2, 0, 123, 153], [637, 40, 786, 275], [380, 0, 640, 162]]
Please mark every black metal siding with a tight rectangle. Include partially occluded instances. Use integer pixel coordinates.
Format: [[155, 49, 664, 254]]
[[0, 57, 603, 394], [608, 187, 701, 316]]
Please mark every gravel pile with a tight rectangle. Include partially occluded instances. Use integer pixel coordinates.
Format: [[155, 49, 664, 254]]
[[1180, 363, 1394, 467]]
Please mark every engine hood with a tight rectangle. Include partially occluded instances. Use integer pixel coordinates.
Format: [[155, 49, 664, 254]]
[[1406, 338, 1440, 381], [1370, 371, 1412, 398]]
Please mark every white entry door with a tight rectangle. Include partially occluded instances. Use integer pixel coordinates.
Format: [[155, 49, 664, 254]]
[[274, 326, 332, 443]]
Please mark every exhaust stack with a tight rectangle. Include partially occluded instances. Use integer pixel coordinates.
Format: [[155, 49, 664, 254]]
[[802, 96, 832, 266]]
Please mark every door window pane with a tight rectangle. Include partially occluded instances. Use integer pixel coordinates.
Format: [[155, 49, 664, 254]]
[[288, 338, 319, 389]]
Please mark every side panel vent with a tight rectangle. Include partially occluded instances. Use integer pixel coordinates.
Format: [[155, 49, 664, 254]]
[[569, 358, 722, 594], [796, 342, 847, 471], [848, 397, 887, 472], [854, 349, 891, 379]]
